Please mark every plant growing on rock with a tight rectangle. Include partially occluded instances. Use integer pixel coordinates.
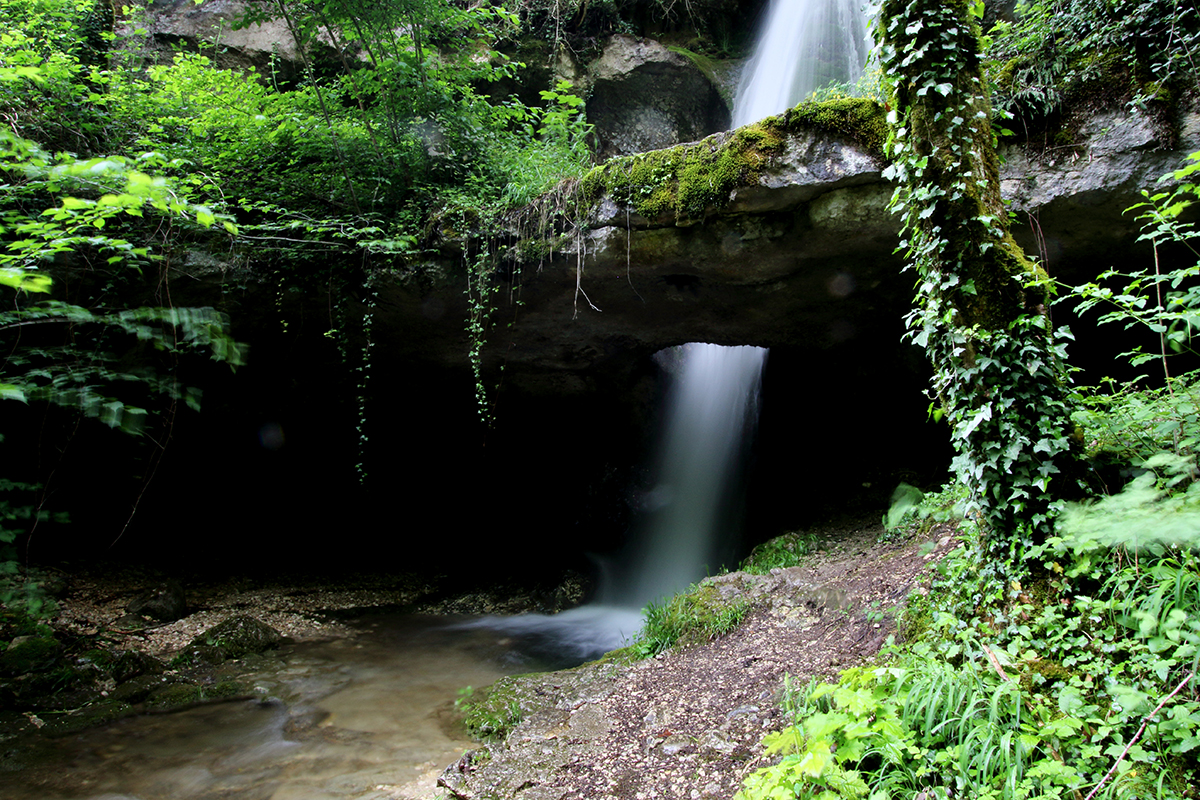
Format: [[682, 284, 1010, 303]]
[[631, 581, 750, 658], [878, 0, 1082, 583]]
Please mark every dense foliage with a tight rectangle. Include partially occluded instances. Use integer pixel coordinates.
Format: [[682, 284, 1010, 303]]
[[984, 0, 1200, 122], [734, 2, 1200, 797], [0, 0, 604, 570]]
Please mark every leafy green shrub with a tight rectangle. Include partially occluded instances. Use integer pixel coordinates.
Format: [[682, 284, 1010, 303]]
[[1066, 151, 1200, 488], [0, 0, 112, 152], [984, 0, 1199, 119]]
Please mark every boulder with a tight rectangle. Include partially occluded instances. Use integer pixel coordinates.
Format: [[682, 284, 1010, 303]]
[[585, 35, 731, 158], [131, 0, 308, 77], [127, 578, 187, 622], [174, 615, 283, 667], [1, 635, 63, 676]]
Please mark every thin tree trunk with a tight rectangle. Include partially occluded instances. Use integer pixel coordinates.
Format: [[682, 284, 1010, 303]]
[[273, 0, 362, 214], [878, 0, 1081, 571]]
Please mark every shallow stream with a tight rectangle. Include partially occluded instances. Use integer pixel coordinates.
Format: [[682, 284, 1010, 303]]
[[0, 613, 561, 800]]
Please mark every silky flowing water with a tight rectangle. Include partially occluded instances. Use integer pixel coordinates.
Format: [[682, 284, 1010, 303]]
[[462, 343, 767, 659], [0, 614, 556, 800], [733, 0, 871, 127]]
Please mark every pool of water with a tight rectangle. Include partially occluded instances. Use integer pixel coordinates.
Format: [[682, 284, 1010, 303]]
[[0, 613, 554, 800]]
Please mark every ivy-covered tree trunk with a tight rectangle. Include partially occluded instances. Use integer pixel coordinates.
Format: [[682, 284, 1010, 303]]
[[878, 0, 1080, 575]]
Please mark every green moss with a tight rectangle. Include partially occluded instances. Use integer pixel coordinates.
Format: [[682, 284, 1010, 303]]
[[741, 531, 820, 574], [573, 97, 885, 230], [42, 701, 134, 738], [632, 581, 750, 657], [144, 682, 205, 711], [782, 96, 888, 153], [898, 592, 935, 643], [173, 615, 282, 667], [455, 678, 525, 743], [205, 680, 249, 700], [0, 635, 62, 675], [1019, 658, 1072, 694], [593, 645, 641, 666], [577, 118, 792, 223]]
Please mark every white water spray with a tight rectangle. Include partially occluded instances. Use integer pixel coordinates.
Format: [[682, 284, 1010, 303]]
[[607, 343, 767, 607], [732, 0, 871, 128], [456, 343, 767, 663]]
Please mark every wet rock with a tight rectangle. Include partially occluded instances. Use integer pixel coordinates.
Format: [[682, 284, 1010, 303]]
[[127, 579, 187, 622], [41, 700, 135, 737], [144, 682, 206, 711], [142, 679, 249, 712], [111, 672, 184, 704], [100, 649, 168, 683], [174, 614, 283, 667]]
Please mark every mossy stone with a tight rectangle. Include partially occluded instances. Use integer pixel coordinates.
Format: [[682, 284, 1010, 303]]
[[173, 614, 282, 667], [78, 647, 166, 682], [572, 97, 883, 227], [42, 700, 134, 738], [144, 682, 205, 711], [1, 635, 63, 676], [111, 672, 182, 703]]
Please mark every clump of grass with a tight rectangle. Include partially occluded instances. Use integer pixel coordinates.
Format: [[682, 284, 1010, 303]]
[[740, 531, 820, 574], [632, 582, 750, 658], [454, 680, 524, 743]]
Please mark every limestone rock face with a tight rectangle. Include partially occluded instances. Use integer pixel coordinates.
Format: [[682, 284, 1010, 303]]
[[585, 35, 731, 159], [134, 0, 302, 74], [1000, 107, 1200, 270]]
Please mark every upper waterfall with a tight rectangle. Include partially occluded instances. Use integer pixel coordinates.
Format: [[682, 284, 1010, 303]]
[[732, 0, 872, 128]]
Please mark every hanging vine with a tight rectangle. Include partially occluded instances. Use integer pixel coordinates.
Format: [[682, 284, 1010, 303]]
[[466, 242, 501, 426], [877, 0, 1083, 581], [355, 270, 378, 482]]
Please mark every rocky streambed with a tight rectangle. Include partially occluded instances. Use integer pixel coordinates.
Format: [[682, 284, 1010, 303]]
[[1, 515, 955, 800]]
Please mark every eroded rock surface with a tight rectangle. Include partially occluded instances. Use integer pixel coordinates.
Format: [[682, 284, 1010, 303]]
[[585, 35, 732, 159], [133, 0, 304, 75]]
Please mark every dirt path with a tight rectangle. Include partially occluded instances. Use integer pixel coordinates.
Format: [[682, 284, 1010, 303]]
[[439, 515, 957, 800]]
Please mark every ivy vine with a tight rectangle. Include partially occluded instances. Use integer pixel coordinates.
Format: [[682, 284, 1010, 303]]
[[877, 0, 1082, 580]]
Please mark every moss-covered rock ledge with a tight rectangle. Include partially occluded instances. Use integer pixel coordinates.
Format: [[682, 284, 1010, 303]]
[[573, 97, 888, 229]]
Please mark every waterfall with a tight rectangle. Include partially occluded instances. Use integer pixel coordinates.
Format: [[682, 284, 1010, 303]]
[[607, 343, 767, 607], [454, 343, 767, 664], [732, 0, 871, 128]]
